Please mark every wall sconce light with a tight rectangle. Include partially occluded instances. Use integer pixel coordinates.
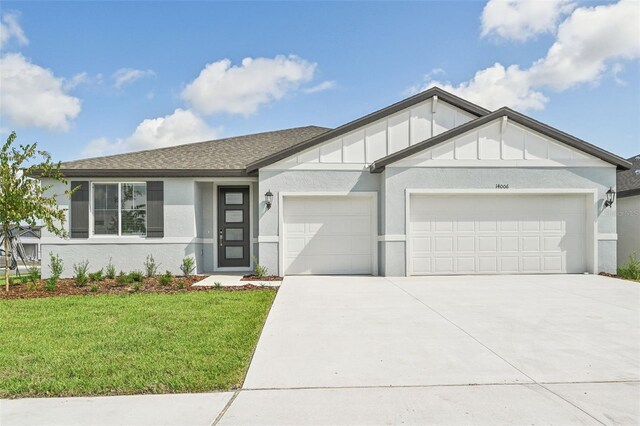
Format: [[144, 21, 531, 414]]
[[604, 187, 616, 208], [265, 190, 273, 209]]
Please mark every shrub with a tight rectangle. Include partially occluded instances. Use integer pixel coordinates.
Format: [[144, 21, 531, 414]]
[[144, 254, 159, 277], [214, 281, 222, 288], [618, 254, 640, 281], [73, 260, 90, 286], [128, 270, 144, 282], [27, 266, 41, 282], [253, 256, 268, 278], [44, 277, 57, 292], [106, 258, 116, 279], [180, 257, 195, 277], [90, 284, 99, 293], [158, 270, 173, 286], [177, 279, 185, 289], [49, 253, 63, 278], [116, 271, 133, 285], [25, 281, 37, 291], [89, 269, 104, 282], [131, 282, 141, 292]]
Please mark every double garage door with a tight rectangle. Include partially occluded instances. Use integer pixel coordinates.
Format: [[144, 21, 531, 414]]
[[281, 193, 588, 276], [283, 196, 375, 275], [409, 194, 588, 275]]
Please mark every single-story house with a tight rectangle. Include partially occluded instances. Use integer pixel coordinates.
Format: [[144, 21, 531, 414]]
[[616, 155, 640, 267], [40, 87, 632, 278]]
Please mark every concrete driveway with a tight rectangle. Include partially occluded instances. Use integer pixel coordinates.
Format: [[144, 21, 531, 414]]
[[224, 274, 640, 424]]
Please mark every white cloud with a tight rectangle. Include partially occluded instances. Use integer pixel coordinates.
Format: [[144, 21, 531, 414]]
[[113, 68, 155, 89], [481, 0, 575, 42], [304, 80, 336, 94], [0, 12, 28, 48], [182, 55, 316, 116], [427, 63, 548, 111], [527, 0, 640, 90], [0, 53, 81, 131], [82, 109, 220, 157], [418, 0, 640, 111]]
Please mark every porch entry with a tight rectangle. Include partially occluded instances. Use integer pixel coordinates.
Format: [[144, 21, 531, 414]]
[[217, 186, 250, 268]]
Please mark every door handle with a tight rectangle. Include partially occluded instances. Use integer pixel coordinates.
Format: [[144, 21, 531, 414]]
[[219, 229, 223, 247]]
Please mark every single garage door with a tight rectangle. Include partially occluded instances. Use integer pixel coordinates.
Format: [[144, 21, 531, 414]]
[[409, 194, 587, 275], [283, 196, 375, 275]]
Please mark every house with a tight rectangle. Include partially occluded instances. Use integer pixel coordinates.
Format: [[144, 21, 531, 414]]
[[616, 155, 640, 267], [17, 226, 42, 261], [40, 87, 631, 278]]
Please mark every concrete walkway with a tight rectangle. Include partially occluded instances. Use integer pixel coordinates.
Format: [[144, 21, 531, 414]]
[[2, 275, 639, 425]]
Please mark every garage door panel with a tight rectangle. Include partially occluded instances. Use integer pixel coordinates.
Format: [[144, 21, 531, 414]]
[[410, 194, 586, 275], [283, 196, 374, 275]]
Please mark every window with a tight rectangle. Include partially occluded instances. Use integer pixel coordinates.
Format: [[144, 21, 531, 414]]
[[93, 183, 147, 236]]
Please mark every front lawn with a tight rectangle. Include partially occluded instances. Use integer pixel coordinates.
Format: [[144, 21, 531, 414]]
[[0, 290, 276, 397]]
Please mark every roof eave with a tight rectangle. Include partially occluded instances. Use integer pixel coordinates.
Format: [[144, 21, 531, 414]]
[[52, 169, 251, 178], [245, 87, 491, 173]]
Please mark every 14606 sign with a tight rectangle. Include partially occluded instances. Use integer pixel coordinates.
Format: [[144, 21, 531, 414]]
[[495, 183, 509, 189]]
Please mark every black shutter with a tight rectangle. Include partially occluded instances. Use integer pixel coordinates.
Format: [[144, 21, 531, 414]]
[[146, 181, 164, 238], [70, 181, 89, 238]]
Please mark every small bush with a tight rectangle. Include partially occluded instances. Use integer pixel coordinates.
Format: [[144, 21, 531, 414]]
[[158, 270, 173, 286], [128, 270, 144, 282], [106, 258, 116, 279], [44, 277, 57, 292], [116, 271, 133, 285], [618, 254, 640, 281], [214, 281, 222, 288], [25, 281, 37, 291], [180, 257, 195, 277], [253, 256, 268, 278], [131, 282, 141, 292], [49, 253, 63, 278], [177, 279, 185, 289], [89, 269, 104, 282], [90, 284, 99, 293], [73, 260, 90, 286], [27, 266, 40, 282], [144, 254, 159, 277]]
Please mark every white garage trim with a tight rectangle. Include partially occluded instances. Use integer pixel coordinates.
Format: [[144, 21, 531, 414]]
[[278, 191, 378, 276], [405, 188, 598, 276]]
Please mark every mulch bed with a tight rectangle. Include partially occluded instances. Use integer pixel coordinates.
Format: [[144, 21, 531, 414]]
[[598, 272, 639, 282], [0, 276, 274, 300], [241, 275, 283, 281]]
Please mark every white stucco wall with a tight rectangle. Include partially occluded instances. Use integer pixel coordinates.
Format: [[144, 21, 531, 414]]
[[617, 195, 640, 267]]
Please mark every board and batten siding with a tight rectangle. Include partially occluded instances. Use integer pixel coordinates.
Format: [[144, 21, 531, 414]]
[[389, 118, 610, 168], [263, 98, 475, 170]]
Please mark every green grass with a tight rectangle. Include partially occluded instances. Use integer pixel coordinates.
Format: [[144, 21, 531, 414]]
[[0, 290, 276, 397], [0, 274, 33, 286]]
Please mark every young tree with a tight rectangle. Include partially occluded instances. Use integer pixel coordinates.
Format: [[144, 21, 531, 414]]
[[0, 131, 73, 291]]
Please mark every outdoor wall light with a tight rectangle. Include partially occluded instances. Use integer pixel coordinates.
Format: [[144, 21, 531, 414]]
[[604, 187, 616, 208], [265, 190, 273, 209]]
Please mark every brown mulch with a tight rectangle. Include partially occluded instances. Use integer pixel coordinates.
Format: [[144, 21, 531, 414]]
[[598, 272, 639, 283], [241, 275, 283, 281], [0, 276, 274, 300]]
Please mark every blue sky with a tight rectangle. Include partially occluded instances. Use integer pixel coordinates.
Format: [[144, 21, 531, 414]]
[[1, 1, 639, 162]]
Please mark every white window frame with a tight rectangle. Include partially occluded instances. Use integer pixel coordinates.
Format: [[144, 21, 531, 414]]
[[90, 182, 147, 238]]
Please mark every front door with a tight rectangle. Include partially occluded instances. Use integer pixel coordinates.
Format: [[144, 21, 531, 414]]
[[218, 186, 250, 268]]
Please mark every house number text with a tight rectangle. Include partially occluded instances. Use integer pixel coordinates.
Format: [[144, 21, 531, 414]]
[[495, 184, 509, 189]]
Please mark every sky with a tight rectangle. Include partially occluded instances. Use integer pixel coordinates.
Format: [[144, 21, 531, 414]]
[[1, 0, 639, 163]]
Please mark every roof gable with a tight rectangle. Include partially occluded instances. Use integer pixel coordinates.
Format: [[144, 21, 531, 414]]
[[370, 108, 631, 172], [261, 95, 479, 170], [246, 87, 490, 173]]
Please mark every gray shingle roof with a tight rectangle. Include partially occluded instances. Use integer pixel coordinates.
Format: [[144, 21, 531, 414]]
[[617, 154, 640, 196], [59, 126, 330, 177]]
